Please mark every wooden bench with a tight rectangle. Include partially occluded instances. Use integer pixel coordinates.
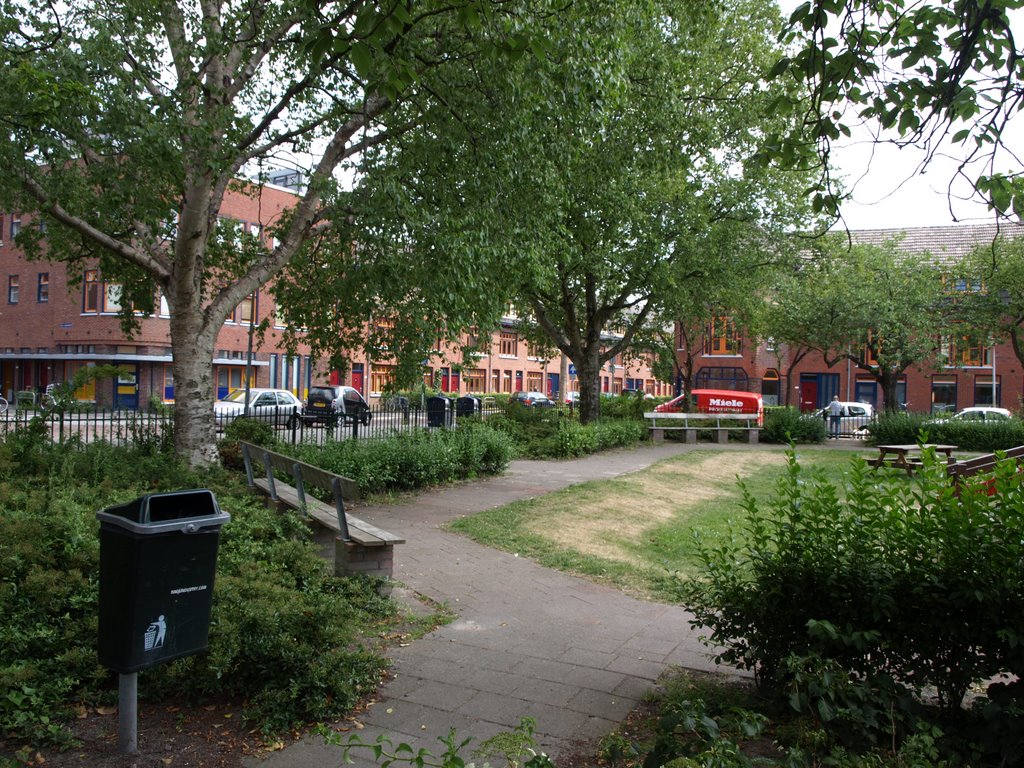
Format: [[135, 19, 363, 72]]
[[239, 441, 404, 581], [644, 412, 761, 445]]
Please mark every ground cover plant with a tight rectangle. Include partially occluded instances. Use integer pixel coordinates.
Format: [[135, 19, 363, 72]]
[[447, 447, 851, 598], [285, 420, 515, 496], [486, 404, 646, 459], [0, 435, 405, 752], [670, 449, 1024, 765]]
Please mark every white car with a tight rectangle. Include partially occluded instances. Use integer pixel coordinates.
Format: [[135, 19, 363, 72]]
[[214, 388, 302, 428], [818, 401, 876, 436], [932, 406, 1013, 423]]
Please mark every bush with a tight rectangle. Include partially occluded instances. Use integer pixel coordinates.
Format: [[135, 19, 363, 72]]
[[869, 412, 1024, 451], [762, 407, 827, 443], [218, 416, 276, 467], [670, 449, 1024, 762], [0, 439, 393, 744], [599, 393, 649, 421], [289, 423, 514, 496]]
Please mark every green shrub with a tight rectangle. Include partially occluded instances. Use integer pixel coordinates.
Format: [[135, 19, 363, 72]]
[[599, 393, 648, 421], [669, 449, 1024, 762], [487, 403, 644, 458], [219, 416, 276, 467], [289, 424, 513, 495], [869, 412, 1024, 451], [762, 407, 827, 443], [0, 441, 393, 744]]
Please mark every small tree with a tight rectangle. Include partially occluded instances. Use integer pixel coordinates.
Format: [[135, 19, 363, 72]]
[[766, 235, 953, 413]]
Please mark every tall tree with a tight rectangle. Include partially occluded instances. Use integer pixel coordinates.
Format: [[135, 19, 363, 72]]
[[307, 0, 816, 423], [766, 236, 953, 412], [762, 0, 1024, 220], [0, 0, 530, 465]]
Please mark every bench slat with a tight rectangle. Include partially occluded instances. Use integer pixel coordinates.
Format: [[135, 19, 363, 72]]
[[242, 441, 403, 547]]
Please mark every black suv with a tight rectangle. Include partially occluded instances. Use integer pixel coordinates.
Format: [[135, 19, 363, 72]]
[[303, 385, 372, 426]]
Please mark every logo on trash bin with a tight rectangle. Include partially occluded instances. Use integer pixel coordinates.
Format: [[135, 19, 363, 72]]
[[144, 615, 167, 652]]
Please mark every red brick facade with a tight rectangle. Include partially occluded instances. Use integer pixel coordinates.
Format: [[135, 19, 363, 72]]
[[1, 187, 662, 407], [676, 224, 1024, 414]]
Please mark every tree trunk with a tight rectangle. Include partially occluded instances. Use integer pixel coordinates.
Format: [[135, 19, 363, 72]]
[[879, 369, 900, 414], [575, 350, 603, 424], [170, 308, 220, 467]]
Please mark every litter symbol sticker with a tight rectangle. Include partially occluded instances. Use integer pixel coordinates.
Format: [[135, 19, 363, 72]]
[[144, 615, 167, 651]]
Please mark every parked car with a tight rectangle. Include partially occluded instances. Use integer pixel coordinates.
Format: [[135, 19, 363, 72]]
[[928, 406, 1012, 424], [510, 390, 556, 408], [565, 391, 580, 405], [303, 385, 372, 426], [214, 388, 302, 428], [817, 401, 875, 435]]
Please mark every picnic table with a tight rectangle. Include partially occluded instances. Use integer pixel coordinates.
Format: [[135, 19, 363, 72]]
[[870, 444, 958, 475]]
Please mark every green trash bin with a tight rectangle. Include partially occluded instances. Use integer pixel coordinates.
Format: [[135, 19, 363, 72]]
[[96, 490, 230, 674]]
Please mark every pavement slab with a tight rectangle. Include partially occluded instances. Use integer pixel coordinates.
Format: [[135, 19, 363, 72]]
[[247, 442, 766, 768]]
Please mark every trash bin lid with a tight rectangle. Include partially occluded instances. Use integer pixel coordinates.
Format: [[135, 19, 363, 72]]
[[96, 489, 230, 534]]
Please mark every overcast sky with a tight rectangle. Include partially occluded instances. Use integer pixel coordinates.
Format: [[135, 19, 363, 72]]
[[772, 1, 1021, 232]]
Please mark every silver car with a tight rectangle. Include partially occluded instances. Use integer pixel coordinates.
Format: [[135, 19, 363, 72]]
[[214, 388, 302, 428]]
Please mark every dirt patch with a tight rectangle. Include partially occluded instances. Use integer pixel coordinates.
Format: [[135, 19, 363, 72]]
[[2, 699, 268, 768], [529, 451, 786, 564]]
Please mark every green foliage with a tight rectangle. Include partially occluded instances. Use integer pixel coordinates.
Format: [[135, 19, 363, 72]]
[[218, 416, 277, 467], [289, 424, 514, 496], [869, 412, 1024, 451], [487, 407, 644, 459], [0, 439, 393, 745], [321, 717, 554, 768], [602, 671, 768, 768], [764, 0, 1023, 220], [762, 407, 827, 443], [145, 497, 391, 734], [671, 449, 1024, 762], [600, 394, 649, 421]]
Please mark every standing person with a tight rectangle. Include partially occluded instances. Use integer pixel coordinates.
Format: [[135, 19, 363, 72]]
[[827, 395, 844, 438]]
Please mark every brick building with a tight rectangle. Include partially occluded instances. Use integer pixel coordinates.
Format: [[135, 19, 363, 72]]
[[1, 186, 663, 407], [678, 223, 1024, 414]]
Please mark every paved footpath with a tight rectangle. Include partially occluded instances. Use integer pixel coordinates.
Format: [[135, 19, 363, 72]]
[[250, 442, 780, 768]]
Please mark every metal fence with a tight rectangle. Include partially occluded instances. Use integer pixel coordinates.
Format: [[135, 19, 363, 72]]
[[0, 397, 513, 448]]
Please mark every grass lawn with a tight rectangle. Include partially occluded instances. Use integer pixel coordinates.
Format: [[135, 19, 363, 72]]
[[447, 446, 860, 600]]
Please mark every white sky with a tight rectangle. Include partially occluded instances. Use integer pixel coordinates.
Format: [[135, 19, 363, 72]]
[[773, 1, 1022, 231]]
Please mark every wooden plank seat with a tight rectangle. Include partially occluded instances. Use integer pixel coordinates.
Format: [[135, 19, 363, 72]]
[[644, 412, 761, 445], [239, 441, 404, 581]]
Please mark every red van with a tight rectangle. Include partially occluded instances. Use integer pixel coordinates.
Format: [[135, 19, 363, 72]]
[[655, 389, 764, 425]]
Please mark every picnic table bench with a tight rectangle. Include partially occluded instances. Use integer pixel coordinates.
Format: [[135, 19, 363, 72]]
[[868, 444, 957, 475], [239, 441, 404, 581], [644, 412, 760, 445]]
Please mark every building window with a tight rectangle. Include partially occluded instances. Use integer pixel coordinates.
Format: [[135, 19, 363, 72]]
[[37, 273, 49, 303], [163, 365, 175, 402], [236, 293, 256, 325], [491, 370, 501, 393], [371, 364, 395, 394], [7, 275, 18, 304], [464, 368, 486, 393], [974, 375, 1000, 407], [526, 371, 542, 391], [864, 331, 880, 367], [945, 337, 990, 367], [103, 283, 123, 313], [10, 216, 21, 239], [705, 317, 740, 355], [83, 270, 100, 312], [526, 342, 546, 360], [503, 370, 513, 393], [931, 376, 957, 414], [499, 331, 518, 357]]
